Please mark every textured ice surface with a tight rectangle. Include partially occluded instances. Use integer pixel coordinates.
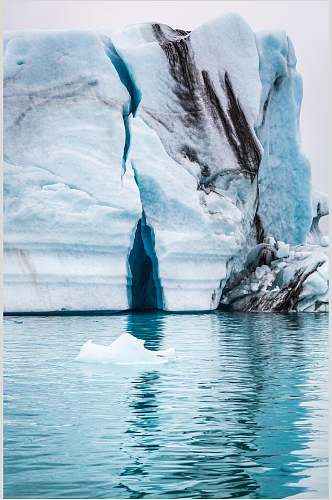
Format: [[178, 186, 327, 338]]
[[307, 191, 329, 247], [3, 15, 329, 313], [110, 14, 262, 182], [4, 31, 141, 312], [109, 14, 263, 310], [256, 31, 312, 244], [220, 239, 329, 312], [130, 117, 240, 310], [76, 333, 175, 365]]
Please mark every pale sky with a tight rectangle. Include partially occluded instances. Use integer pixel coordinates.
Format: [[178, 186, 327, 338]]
[[4, 0, 329, 200]]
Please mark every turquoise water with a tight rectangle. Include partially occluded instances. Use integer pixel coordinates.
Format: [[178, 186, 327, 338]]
[[4, 312, 328, 499]]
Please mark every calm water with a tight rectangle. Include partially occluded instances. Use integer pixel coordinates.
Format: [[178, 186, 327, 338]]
[[4, 312, 328, 499]]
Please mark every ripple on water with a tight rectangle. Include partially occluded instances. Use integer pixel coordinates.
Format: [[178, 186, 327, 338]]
[[4, 311, 328, 499]]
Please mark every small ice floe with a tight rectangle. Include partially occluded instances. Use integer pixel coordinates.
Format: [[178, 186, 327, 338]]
[[75, 333, 175, 365]]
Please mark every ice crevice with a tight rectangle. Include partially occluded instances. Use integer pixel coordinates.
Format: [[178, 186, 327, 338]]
[[100, 39, 164, 310], [128, 213, 163, 310], [101, 36, 142, 175]]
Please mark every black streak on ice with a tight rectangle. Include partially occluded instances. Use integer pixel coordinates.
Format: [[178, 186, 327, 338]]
[[153, 24, 262, 186]]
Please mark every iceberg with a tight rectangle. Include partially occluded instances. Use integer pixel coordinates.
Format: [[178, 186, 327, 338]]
[[76, 333, 175, 365], [3, 14, 329, 313]]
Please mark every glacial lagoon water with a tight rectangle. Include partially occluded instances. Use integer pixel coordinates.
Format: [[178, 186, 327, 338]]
[[4, 312, 328, 499]]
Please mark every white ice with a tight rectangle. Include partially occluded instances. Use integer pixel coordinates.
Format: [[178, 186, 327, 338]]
[[75, 333, 175, 365]]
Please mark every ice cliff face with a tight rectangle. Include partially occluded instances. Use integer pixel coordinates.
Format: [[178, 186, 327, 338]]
[[4, 31, 142, 312], [3, 14, 328, 313]]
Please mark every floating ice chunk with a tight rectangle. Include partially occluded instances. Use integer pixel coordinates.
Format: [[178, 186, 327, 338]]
[[75, 333, 175, 365]]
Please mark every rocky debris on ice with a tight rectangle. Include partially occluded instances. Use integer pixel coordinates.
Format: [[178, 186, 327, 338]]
[[220, 238, 329, 312]]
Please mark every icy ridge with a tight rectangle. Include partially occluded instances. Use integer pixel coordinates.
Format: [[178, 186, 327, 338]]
[[255, 31, 312, 244]]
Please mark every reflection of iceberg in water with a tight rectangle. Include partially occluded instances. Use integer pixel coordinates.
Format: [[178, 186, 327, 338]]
[[114, 313, 165, 498], [115, 312, 328, 499], [229, 314, 328, 499]]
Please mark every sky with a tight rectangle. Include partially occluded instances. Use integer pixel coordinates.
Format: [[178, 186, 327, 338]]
[[3, 0, 329, 201]]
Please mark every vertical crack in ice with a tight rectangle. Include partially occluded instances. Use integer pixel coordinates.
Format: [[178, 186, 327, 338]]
[[126, 163, 164, 311], [253, 207, 265, 243], [101, 36, 164, 310], [128, 217, 156, 310], [102, 38, 142, 114], [101, 37, 142, 175], [121, 108, 131, 175], [253, 178, 265, 243]]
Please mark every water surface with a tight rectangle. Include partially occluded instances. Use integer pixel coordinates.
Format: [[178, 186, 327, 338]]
[[4, 312, 328, 499]]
